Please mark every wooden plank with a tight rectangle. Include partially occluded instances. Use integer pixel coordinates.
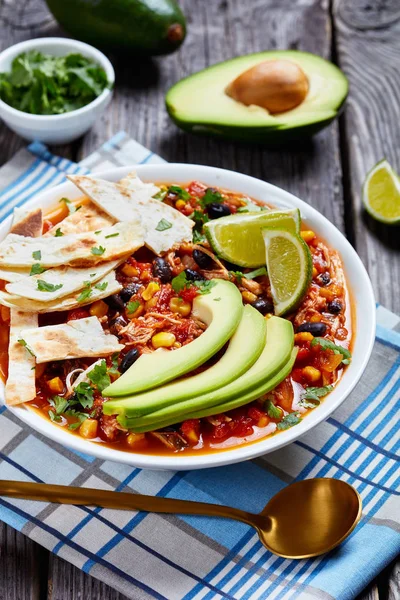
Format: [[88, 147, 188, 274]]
[[333, 0, 400, 313], [0, 521, 48, 600]]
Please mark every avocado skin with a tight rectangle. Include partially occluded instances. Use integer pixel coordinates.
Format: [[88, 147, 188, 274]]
[[45, 0, 186, 56], [120, 348, 298, 432]]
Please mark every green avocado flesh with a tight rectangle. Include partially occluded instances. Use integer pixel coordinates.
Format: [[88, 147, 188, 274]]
[[121, 349, 298, 432], [103, 305, 266, 417], [45, 0, 186, 56], [114, 316, 294, 429], [103, 280, 243, 397], [166, 50, 348, 142]]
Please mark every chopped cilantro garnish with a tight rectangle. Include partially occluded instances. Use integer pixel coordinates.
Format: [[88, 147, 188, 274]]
[[30, 263, 46, 276], [265, 399, 282, 419], [32, 250, 41, 260], [55, 228, 64, 237], [214, 297, 221, 302], [171, 271, 216, 295], [153, 189, 167, 201], [155, 218, 172, 231], [168, 185, 190, 200], [17, 338, 35, 357], [91, 245, 106, 256], [127, 300, 140, 315], [87, 360, 111, 392], [94, 281, 108, 291], [49, 395, 69, 415], [77, 282, 92, 303], [105, 233, 119, 239], [60, 198, 81, 214], [230, 270, 244, 284], [276, 412, 301, 430], [193, 279, 216, 295], [300, 385, 333, 408], [74, 381, 94, 409], [94, 230, 102, 235], [244, 267, 268, 280], [310, 338, 352, 365], [199, 188, 222, 208], [37, 280, 63, 292], [171, 271, 188, 293], [108, 352, 120, 376], [65, 410, 88, 430]]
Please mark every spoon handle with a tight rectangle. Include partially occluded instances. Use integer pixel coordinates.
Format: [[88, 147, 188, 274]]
[[0, 480, 254, 525]]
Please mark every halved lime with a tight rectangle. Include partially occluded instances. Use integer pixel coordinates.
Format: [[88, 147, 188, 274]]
[[204, 209, 301, 267], [363, 159, 400, 224], [262, 228, 312, 316]]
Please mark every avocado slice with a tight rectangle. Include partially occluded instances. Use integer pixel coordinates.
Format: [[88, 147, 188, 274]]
[[103, 305, 266, 417], [45, 0, 186, 56], [103, 279, 243, 397], [166, 50, 348, 143], [121, 349, 298, 432], [110, 315, 294, 426]]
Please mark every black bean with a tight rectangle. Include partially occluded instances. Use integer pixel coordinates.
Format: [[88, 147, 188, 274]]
[[104, 293, 125, 312], [120, 348, 140, 373], [327, 299, 343, 314], [152, 257, 172, 283], [297, 322, 327, 336], [251, 297, 274, 315], [185, 269, 204, 282], [193, 249, 213, 269], [109, 315, 128, 336], [317, 272, 331, 286], [206, 203, 231, 219], [120, 283, 141, 303]]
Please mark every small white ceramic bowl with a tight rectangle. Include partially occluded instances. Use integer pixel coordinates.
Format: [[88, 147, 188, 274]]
[[0, 37, 114, 144], [0, 164, 376, 470]]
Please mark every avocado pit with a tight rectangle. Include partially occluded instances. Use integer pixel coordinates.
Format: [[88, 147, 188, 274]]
[[226, 59, 309, 114]]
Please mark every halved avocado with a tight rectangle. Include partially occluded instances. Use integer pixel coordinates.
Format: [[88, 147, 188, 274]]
[[103, 279, 243, 397], [165, 50, 348, 143], [115, 315, 294, 427], [103, 305, 266, 417], [121, 349, 298, 432]]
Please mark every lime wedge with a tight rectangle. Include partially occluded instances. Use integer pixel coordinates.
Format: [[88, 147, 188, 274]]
[[363, 159, 400, 224], [262, 228, 312, 316], [204, 209, 301, 267]]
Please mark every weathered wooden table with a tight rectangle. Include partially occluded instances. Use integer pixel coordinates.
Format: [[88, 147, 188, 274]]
[[0, 0, 399, 598]]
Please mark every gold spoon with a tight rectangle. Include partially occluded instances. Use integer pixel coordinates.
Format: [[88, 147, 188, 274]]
[[0, 477, 361, 559]]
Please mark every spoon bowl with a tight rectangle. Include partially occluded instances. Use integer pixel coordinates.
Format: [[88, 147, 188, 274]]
[[0, 477, 361, 559]]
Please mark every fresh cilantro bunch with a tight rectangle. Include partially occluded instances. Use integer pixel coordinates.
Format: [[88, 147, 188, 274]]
[[0, 51, 110, 115]]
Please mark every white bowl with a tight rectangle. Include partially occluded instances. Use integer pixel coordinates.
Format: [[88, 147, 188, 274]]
[[0, 164, 376, 470], [0, 37, 114, 144]]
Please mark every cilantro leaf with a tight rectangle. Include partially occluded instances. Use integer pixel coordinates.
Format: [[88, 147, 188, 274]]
[[276, 412, 301, 430], [108, 352, 120, 376], [155, 218, 172, 231], [91, 245, 106, 256], [87, 360, 111, 392], [199, 188, 222, 208], [30, 263, 46, 276], [127, 300, 140, 315], [37, 280, 63, 292], [168, 185, 190, 200], [77, 282, 92, 303], [65, 410, 88, 430], [49, 395, 69, 415], [75, 381, 94, 409], [17, 338, 35, 357], [194, 279, 216, 295], [230, 270, 244, 284], [244, 267, 268, 280], [171, 271, 188, 293], [55, 228, 64, 237], [94, 281, 108, 291], [310, 338, 352, 364], [60, 198, 81, 214], [264, 399, 282, 419], [105, 233, 119, 239], [32, 250, 41, 260], [300, 385, 333, 408], [152, 189, 167, 201]]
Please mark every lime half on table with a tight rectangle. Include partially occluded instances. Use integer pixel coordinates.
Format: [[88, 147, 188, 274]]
[[204, 209, 301, 267], [262, 228, 313, 316], [363, 159, 400, 224]]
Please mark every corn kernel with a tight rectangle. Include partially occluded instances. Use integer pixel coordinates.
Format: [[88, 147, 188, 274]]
[[145, 296, 159, 310], [184, 428, 199, 445], [126, 432, 146, 447], [47, 376, 64, 394], [79, 419, 98, 439], [169, 297, 191, 316], [173, 341, 182, 348], [121, 264, 139, 278], [1, 306, 10, 323], [151, 332, 176, 349], [89, 300, 108, 318], [257, 415, 269, 428], [294, 332, 313, 343], [142, 282, 160, 301], [302, 366, 321, 383], [301, 230, 316, 243], [319, 287, 334, 300], [242, 290, 257, 304], [310, 314, 322, 323], [175, 199, 186, 210], [312, 267, 318, 278]]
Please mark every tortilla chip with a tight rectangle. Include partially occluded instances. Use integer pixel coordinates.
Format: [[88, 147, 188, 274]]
[[6, 260, 120, 302], [11, 207, 43, 238], [0, 221, 144, 268], [0, 271, 121, 313], [22, 316, 124, 363], [68, 175, 193, 255], [5, 310, 38, 406], [46, 202, 114, 236]]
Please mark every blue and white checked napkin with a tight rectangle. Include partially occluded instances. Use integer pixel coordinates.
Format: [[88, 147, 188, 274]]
[[0, 132, 398, 600]]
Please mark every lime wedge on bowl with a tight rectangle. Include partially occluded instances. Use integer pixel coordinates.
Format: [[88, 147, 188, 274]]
[[204, 209, 300, 267], [262, 228, 313, 316], [363, 159, 400, 224]]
